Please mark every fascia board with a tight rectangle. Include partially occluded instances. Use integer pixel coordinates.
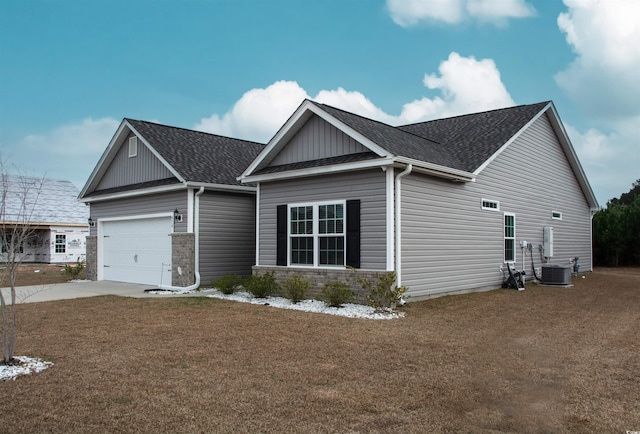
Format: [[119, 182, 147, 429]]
[[79, 120, 129, 198], [241, 157, 395, 183], [546, 103, 599, 210], [394, 157, 475, 182], [125, 121, 186, 184], [78, 183, 187, 203], [185, 182, 256, 194], [473, 103, 550, 177], [239, 100, 393, 180]]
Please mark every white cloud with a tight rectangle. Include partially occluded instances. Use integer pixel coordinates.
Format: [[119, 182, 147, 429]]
[[555, 0, 640, 203], [194, 52, 515, 141], [386, 0, 535, 26], [555, 0, 640, 119], [4, 118, 120, 188]]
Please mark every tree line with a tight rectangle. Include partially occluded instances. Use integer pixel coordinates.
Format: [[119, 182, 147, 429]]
[[593, 179, 640, 266]]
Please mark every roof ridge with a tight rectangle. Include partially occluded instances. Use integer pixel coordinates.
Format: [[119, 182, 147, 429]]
[[399, 101, 550, 128], [125, 118, 266, 146]]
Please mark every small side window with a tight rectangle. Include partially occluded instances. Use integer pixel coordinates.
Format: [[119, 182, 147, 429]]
[[552, 211, 562, 220], [128, 137, 138, 158], [482, 199, 500, 211]]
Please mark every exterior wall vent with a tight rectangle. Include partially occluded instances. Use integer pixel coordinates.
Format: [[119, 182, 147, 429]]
[[129, 137, 138, 158], [541, 264, 571, 285]]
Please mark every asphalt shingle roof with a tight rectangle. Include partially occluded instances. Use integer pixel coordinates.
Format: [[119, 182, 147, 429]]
[[126, 119, 265, 186], [312, 100, 550, 173]]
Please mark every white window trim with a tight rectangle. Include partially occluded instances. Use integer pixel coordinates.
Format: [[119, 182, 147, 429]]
[[54, 234, 66, 254], [552, 211, 562, 220], [128, 137, 138, 158], [504, 212, 516, 264], [287, 200, 347, 268], [481, 198, 500, 211]]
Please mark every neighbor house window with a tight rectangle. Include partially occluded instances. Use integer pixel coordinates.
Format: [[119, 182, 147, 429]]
[[55, 234, 66, 253], [482, 199, 500, 211], [289, 201, 345, 267], [552, 211, 562, 220], [504, 213, 515, 263], [1, 234, 24, 254]]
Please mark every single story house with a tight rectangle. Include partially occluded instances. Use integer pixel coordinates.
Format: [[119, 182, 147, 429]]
[[239, 100, 598, 300], [78, 119, 264, 288], [1, 176, 89, 264]]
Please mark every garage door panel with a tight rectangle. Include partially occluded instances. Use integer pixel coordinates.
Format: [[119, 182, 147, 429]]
[[102, 217, 172, 285]]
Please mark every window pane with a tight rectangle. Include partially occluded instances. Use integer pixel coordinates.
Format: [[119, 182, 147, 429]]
[[319, 204, 343, 235], [291, 237, 313, 265], [505, 239, 514, 262], [319, 236, 344, 265], [291, 206, 313, 235]]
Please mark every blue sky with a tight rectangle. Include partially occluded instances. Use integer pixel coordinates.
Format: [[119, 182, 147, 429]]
[[1, 0, 638, 204]]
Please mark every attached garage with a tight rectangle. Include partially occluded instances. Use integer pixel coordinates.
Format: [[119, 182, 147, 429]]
[[99, 215, 173, 285]]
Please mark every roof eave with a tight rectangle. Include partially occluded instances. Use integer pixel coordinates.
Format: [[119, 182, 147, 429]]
[[393, 157, 475, 182], [185, 182, 257, 194], [79, 183, 187, 203], [240, 157, 395, 183]]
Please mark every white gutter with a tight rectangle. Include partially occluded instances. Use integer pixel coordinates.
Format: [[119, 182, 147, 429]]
[[395, 164, 412, 287], [159, 186, 205, 291]]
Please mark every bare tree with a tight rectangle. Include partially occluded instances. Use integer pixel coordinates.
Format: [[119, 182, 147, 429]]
[[1, 157, 44, 363]]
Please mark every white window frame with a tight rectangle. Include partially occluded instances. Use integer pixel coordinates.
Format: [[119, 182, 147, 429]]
[[504, 212, 516, 263], [287, 200, 346, 268], [55, 234, 66, 254], [552, 211, 562, 220], [481, 198, 500, 211], [128, 137, 138, 158]]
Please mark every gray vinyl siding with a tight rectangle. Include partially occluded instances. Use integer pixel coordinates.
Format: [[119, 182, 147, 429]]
[[198, 191, 256, 282], [89, 191, 188, 236], [259, 169, 387, 269], [97, 133, 174, 190], [401, 112, 593, 298], [269, 115, 367, 166]]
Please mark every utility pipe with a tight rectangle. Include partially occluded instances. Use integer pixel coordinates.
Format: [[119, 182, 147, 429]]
[[159, 186, 205, 291], [395, 164, 412, 287]]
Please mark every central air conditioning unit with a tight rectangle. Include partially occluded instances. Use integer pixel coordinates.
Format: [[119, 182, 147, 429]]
[[541, 264, 571, 285]]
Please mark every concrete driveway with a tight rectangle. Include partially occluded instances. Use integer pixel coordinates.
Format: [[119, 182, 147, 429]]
[[0, 280, 200, 304]]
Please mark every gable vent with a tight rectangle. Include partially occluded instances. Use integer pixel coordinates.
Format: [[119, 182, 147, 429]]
[[128, 137, 138, 158]]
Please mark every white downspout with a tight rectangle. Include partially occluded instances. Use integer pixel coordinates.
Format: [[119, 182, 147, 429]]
[[159, 186, 205, 291], [395, 164, 412, 287]]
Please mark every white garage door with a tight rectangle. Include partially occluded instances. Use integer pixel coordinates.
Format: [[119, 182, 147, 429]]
[[101, 217, 172, 285]]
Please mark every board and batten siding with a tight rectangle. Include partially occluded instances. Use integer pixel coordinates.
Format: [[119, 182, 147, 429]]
[[96, 133, 174, 190], [401, 112, 593, 298], [269, 115, 367, 166], [259, 169, 387, 270], [89, 191, 188, 236], [198, 191, 256, 282]]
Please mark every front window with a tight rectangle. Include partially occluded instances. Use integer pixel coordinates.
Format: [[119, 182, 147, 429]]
[[289, 202, 345, 267], [55, 234, 66, 253], [504, 213, 515, 263]]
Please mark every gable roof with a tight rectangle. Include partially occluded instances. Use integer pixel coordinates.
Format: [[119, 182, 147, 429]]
[[240, 99, 598, 209], [2, 176, 88, 226], [80, 119, 265, 200]]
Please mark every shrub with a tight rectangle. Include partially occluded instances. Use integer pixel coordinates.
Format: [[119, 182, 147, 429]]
[[212, 274, 244, 295], [245, 272, 279, 298], [283, 274, 310, 304], [358, 271, 407, 312], [321, 280, 354, 308], [63, 259, 85, 280]]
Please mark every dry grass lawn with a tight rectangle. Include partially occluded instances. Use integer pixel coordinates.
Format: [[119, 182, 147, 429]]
[[1, 268, 639, 433]]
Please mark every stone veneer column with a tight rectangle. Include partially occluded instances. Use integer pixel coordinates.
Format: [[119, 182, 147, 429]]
[[85, 236, 97, 281], [171, 233, 195, 287]]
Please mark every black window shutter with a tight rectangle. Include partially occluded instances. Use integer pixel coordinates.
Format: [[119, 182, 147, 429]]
[[346, 200, 361, 268], [276, 205, 287, 266]]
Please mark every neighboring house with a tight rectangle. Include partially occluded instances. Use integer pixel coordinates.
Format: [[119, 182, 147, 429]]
[[79, 119, 264, 288], [239, 100, 599, 300], [1, 176, 89, 264]]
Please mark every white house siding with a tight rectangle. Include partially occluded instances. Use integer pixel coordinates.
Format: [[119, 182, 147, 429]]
[[259, 169, 387, 269], [401, 113, 593, 298], [198, 191, 256, 283], [270, 115, 367, 166], [96, 133, 174, 190], [89, 191, 188, 236]]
